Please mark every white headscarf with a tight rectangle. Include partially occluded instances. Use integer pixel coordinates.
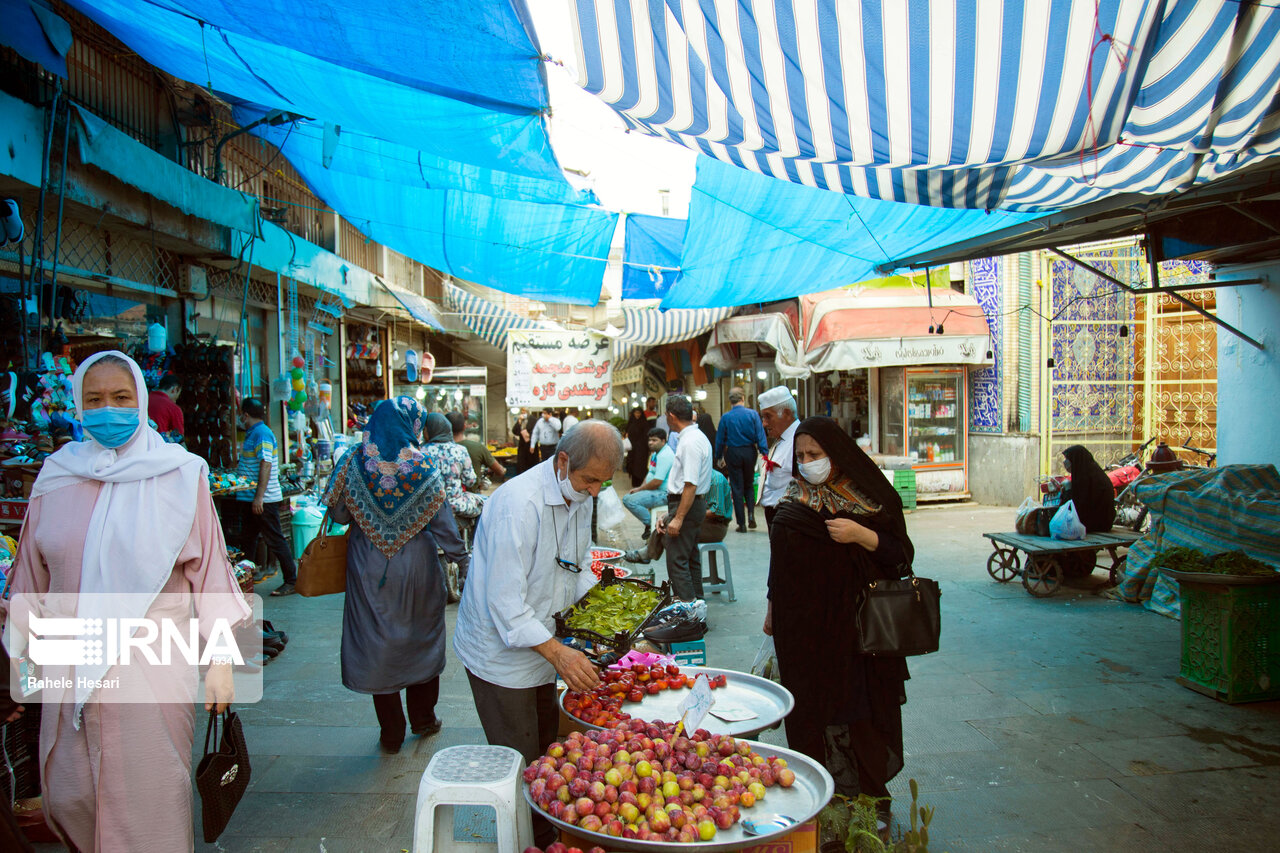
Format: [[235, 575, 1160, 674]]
[[31, 351, 207, 719]]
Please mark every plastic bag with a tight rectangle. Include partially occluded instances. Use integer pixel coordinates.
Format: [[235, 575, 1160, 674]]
[[1015, 497, 1039, 535], [622, 436, 632, 454], [596, 487, 628, 532], [750, 636, 780, 683], [1049, 500, 1088, 540]]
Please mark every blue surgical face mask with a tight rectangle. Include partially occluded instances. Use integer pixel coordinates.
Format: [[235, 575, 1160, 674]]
[[81, 406, 139, 448]]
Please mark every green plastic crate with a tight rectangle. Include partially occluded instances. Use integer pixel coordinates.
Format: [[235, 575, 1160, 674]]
[[892, 469, 917, 510], [1177, 580, 1280, 703]]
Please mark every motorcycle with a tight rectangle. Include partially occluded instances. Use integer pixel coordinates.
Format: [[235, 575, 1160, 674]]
[[1112, 439, 1216, 532]]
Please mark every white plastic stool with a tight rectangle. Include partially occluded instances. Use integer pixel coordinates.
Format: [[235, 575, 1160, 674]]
[[699, 541, 736, 601], [412, 744, 532, 853]]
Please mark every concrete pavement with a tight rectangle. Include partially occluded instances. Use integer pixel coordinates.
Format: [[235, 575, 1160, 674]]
[[37, 494, 1280, 851]]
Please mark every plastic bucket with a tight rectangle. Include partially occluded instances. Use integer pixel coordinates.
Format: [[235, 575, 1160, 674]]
[[291, 505, 326, 555]]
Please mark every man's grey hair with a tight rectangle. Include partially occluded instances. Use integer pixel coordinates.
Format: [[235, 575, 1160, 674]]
[[559, 419, 623, 471], [766, 396, 798, 418], [665, 394, 694, 422], [728, 389, 744, 404]]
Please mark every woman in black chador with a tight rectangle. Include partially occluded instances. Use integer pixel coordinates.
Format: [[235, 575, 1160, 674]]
[[1060, 444, 1114, 533], [765, 416, 913, 822]]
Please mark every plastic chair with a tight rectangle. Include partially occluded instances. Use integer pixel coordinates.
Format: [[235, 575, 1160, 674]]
[[699, 541, 735, 601], [412, 744, 532, 853]]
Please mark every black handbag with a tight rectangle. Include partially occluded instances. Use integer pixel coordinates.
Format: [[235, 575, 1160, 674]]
[[195, 710, 251, 842], [854, 569, 941, 656]]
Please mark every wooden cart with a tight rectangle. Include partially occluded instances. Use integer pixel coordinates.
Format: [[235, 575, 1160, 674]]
[[982, 530, 1143, 597]]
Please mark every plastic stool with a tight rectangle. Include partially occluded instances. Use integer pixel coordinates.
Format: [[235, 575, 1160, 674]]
[[698, 541, 736, 601], [412, 744, 532, 853]]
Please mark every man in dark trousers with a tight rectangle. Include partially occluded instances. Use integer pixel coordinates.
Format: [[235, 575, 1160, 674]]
[[237, 397, 298, 596], [512, 409, 537, 474], [714, 386, 768, 532]]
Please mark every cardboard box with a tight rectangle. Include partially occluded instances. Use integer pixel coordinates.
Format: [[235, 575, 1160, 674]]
[[669, 640, 706, 667]]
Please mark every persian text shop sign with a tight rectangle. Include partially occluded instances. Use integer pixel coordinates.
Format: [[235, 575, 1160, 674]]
[[506, 330, 613, 409]]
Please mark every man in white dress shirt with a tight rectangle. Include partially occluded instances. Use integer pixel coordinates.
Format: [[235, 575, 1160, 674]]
[[529, 409, 562, 462], [454, 421, 622, 843], [757, 385, 799, 528], [655, 394, 712, 603]]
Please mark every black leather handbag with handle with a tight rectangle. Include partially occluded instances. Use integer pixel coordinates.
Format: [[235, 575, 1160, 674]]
[[195, 709, 251, 842], [854, 568, 942, 656]]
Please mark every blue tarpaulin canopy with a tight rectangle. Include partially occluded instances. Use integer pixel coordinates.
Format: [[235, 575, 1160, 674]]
[[65, 0, 565, 181], [663, 156, 1034, 308], [621, 213, 684, 299], [250, 120, 617, 305], [570, 0, 1280, 210], [0, 0, 72, 77]]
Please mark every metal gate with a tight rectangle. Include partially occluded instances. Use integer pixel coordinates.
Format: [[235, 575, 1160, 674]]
[[1042, 242, 1217, 473]]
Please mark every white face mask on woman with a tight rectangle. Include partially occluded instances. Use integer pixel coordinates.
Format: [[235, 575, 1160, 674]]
[[798, 457, 832, 484]]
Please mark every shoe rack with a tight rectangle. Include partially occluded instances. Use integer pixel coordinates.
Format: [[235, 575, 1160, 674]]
[[170, 341, 236, 468]]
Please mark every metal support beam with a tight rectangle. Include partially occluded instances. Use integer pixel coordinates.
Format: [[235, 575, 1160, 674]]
[[1227, 203, 1280, 237], [1049, 247, 1264, 351]]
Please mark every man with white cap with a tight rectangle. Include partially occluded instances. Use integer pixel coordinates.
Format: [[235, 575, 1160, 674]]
[[757, 385, 799, 528]]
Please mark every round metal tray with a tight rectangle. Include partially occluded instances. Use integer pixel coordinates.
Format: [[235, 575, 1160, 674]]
[[559, 666, 794, 738], [524, 738, 833, 852], [1162, 567, 1280, 586]]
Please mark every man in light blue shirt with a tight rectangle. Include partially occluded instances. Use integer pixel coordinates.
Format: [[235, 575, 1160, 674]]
[[621, 427, 673, 539], [236, 397, 296, 595]]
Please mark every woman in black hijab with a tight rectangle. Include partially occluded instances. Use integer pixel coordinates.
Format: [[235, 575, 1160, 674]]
[[1060, 445, 1114, 533], [625, 407, 650, 487], [765, 417, 912, 823]]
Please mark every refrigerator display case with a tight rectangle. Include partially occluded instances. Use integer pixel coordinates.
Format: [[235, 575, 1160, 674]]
[[879, 367, 969, 497]]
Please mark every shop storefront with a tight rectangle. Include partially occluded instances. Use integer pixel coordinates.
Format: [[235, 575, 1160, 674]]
[[704, 286, 993, 499]]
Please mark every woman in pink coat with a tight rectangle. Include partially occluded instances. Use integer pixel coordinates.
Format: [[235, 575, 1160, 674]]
[[6, 351, 251, 851]]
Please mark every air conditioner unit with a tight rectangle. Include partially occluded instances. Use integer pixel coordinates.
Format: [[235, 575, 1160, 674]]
[[179, 265, 208, 297]]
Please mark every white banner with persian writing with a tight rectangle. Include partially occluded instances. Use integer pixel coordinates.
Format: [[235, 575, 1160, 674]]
[[506, 330, 614, 409]]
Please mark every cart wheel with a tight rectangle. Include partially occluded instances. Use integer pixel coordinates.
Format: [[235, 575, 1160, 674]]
[[986, 548, 1021, 582], [1109, 554, 1126, 587], [1023, 556, 1062, 597], [445, 560, 462, 604]]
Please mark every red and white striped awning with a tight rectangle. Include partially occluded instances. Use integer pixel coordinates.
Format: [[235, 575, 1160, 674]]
[[802, 287, 992, 373]]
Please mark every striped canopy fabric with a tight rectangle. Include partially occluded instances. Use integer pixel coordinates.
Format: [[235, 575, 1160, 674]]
[[615, 306, 734, 345], [570, 0, 1280, 210], [608, 305, 732, 368], [443, 282, 559, 350]]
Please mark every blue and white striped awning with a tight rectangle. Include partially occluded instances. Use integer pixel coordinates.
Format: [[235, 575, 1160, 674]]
[[443, 281, 559, 350], [569, 1, 1280, 210], [614, 306, 733, 345]]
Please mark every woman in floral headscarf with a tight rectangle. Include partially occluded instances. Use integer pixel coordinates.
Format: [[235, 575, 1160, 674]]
[[324, 397, 468, 753]]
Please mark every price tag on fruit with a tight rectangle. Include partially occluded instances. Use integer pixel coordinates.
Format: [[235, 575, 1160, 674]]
[[709, 706, 758, 722], [677, 674, 715, 734]]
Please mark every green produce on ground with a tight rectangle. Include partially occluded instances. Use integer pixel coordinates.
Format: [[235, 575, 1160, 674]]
[[565, 583, 661, 636], [1156, 546, 1277, 577]]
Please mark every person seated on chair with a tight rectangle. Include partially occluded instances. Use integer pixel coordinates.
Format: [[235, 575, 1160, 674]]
[[621, 427, 673, 539], [447, 411, 504, 486], [624, 468, 730, 565]]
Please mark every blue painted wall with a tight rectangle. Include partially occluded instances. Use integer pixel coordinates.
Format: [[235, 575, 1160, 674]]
[[1216, 266, 1280, 466]]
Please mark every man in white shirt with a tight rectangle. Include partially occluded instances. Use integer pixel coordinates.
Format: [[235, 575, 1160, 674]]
[[453, 421, 622, 845], [561, 409, 580, 435], [758, 385, 799, 528], [655, 394, 712, 603], [529, 409, 562, 461]]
